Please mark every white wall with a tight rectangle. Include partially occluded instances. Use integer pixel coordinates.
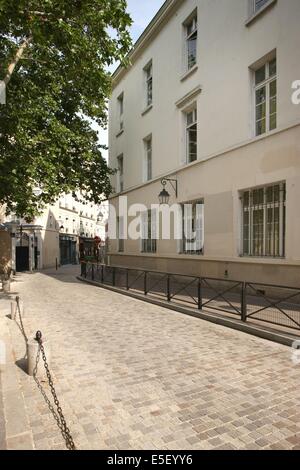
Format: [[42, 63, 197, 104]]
[[109, 0, 300, 191]]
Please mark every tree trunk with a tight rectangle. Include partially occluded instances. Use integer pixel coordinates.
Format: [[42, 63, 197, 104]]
[[3, 35, 32, 87]]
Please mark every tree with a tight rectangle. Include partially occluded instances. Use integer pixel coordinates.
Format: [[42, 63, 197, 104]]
[[0, 0, 132, 220]]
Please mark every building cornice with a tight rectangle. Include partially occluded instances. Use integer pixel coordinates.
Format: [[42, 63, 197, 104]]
[[112, 0, 185, 88], [175, 85, 202, 109], [109, 120, 300, 200]]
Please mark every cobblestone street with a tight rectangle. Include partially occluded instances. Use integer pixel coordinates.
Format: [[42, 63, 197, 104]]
[[0, 266, 300, 450]]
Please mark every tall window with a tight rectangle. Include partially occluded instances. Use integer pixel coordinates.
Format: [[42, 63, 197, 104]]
[[254, 57, 277, 136], [117, 154, 124, 192], [144, 61, 153, 107], [185, 14, 197, 70], [117, 216, 124, 252], [186, 108, 197, 163], [141, 209, 157, 253], [254, 0, 270, 13], [242, 182, 286, 258], [181, 201, 204, 254], [117, 93, 124, 131], [144, 136, 152, 181]]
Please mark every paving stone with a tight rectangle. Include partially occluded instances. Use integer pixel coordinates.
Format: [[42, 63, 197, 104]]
[[0, 265, 300, 450]]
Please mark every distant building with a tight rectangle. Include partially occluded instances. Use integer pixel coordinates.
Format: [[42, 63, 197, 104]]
[[0, 194, 108, 272]]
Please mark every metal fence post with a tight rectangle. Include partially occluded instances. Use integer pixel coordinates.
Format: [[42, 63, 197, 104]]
[[112, 267, 116, 286], [101, 264, 104, 284], [198, 278, 202, 310], [91, 263, 95, 281], [144, 271, 147, 295], [241, 282, 247, 322], [85, 263, 87, 279], [126, 269, 129, 290], [167, 274, 171, 302]]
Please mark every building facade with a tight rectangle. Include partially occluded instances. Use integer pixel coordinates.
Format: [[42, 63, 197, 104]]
[[108, 0, 300, 287], [0, 195, 108, 271]]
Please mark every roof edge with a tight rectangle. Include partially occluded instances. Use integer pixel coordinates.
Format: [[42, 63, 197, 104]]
[[112, 0, 184, 88]]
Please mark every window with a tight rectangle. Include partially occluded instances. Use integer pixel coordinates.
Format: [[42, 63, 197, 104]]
[[144, 61, 153, 107], [254, 57, 277, 136], [181, 201, 204, 254], [141, 209, 157, 253], [185, 14, 197, 70], [117, 154, 124, 192], [144, 136, 152, 181], [117, 216, 124, 252], [117, 93, 124, 131], [242, 182, 286, 258], [254, 0, 270, 13], [185, 108, 197, 163]]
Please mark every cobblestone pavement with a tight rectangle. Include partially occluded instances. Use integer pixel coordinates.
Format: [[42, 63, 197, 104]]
[[0, 265, 300, 450]]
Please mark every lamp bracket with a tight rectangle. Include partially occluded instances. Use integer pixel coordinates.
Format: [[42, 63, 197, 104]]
[[161, 178, 178, 198]]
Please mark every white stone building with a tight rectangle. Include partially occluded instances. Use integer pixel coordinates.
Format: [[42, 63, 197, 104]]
[[108, 0, 300, 286], [1, 194, 108, 271]]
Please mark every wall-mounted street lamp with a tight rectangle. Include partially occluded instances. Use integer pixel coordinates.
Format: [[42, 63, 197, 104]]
[[158, 178, 178, 205]]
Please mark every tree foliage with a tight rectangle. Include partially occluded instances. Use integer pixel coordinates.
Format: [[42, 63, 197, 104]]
[[0, 0, 132, 219]]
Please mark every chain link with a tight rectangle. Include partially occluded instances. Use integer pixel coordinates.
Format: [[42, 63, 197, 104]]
[[14, 296, 76, 450], [33, 331, 76, 450]]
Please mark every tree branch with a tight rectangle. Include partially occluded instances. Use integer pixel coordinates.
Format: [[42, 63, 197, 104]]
[[3, 35, 32, 86]]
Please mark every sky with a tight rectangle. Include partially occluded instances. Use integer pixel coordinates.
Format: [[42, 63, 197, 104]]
[[98, 0, 165, 159]]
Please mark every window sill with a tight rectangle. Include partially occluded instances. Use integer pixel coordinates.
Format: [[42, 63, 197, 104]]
[[116, 129, 124, 138], [240, 255, 285, 260], [180, 65, 198, 82], [141, 104, 153, 116], [245, 0, 277, 26]]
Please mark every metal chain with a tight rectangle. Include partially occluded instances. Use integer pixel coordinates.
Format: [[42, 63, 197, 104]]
[[33, 331, 76, 450], [15, 296, 28, 343]]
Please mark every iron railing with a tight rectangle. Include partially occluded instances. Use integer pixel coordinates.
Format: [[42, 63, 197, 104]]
[[80, 262, 300, 332]]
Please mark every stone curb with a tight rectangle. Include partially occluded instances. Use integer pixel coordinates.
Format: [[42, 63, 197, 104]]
[[78, 276, 300, 348], [0, 314, 34, 450]]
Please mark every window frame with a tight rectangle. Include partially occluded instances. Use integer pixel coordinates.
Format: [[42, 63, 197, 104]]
[[143, 135, 152, 182], [117, 154, 124, 193], [253, 57, 277, 137], [141, 209, 157, 254], [185, 107, 197, 164], [144, 61, 153, 108], [117, 216, 125, 253], [241, 182, 286, 258], [184, 12, 198, 72], [117, 93, 124, 131], [180, 200, 204, 255]]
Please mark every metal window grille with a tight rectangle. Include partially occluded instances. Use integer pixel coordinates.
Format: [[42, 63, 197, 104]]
[[242, 182, 286, 258]]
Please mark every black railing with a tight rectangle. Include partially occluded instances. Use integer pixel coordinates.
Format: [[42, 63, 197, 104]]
[[80, 262, 300, 332]]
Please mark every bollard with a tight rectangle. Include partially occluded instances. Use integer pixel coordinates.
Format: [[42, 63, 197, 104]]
[[10, 301, 17, 320], [2, 279, 10, 293], [27, 336, 51, 378]]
